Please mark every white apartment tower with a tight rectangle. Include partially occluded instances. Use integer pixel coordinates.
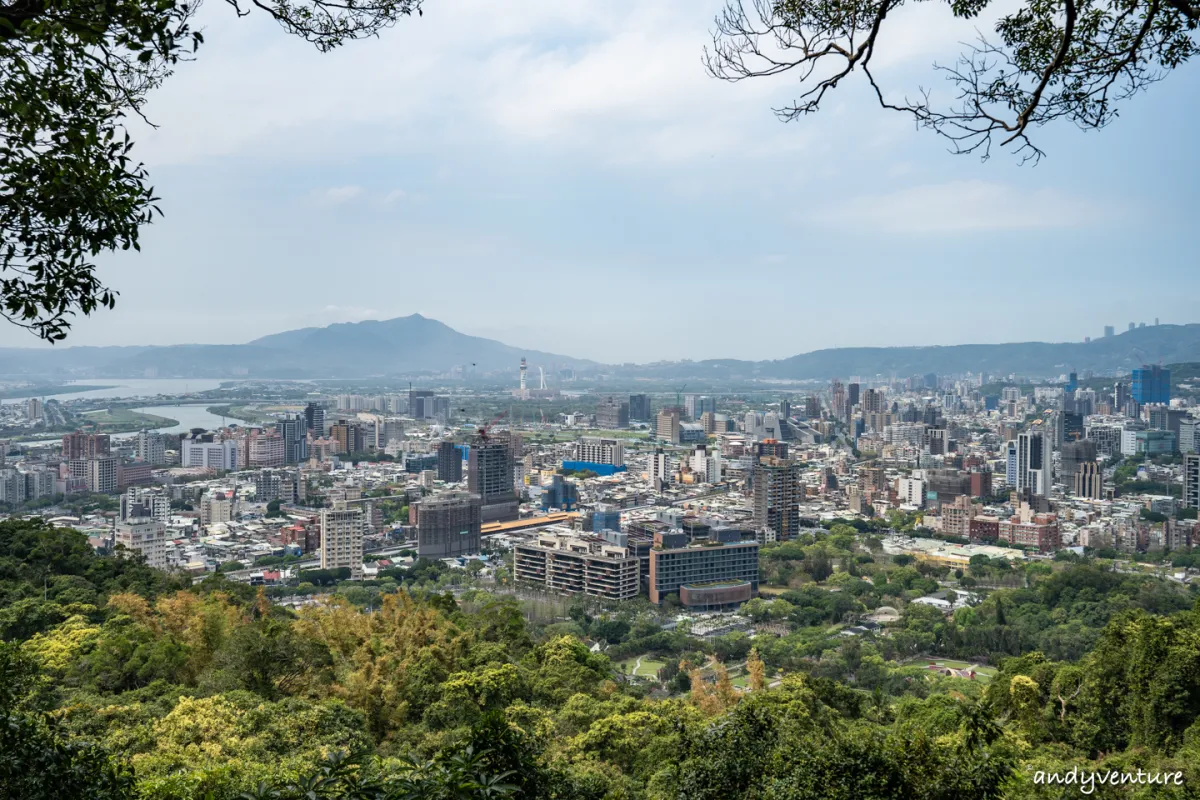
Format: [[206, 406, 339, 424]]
[[115, 519, 168, 569], [321, 507, 365, 579]]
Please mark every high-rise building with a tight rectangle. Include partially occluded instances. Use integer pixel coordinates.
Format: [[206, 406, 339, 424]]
[[436, 440, 464, 482], [412, 491, 481, 559], [200, 491, 234, 525], [135, 430, 167, 465], [573, 437, 625, 467], [656, 409, 681, 444], [1180, 418, 1199, 455], [25, 397, 42, 421], [753, 456, 800, 540], [247, 428, 286, 467], [863, 388, 886, 414], [847, 383, 860, 409], [120, 487, 170, 523], [628, 394, 651, 422], [180, 437, 238, 470], [408, 389, 435, 418], [62, 431, 110, 460], [21, 467, 57, 500], [1073, 461, 1104, 499], [649, 448, 671, 491], [1014, 428, 1051, 496], [115, 518, 168, 569], [0, 468, 26, 504], [831, 380, 846, 419], [67, 456, 118, 494], [1060, 439, 1097, 488], [683, 394, 699, 420], [594, 396, 630, 429], [468, 439, 518, 523], [320, 507, 365, 579], [1184, 454, 1200, 510], [1131, 365, 1170, 405], [276, 414, 308, 463], [1104, 325, 1115, 338], [329, 421, 364, 455], [754, 439, 788, 460], [304, 402, 326, 436]]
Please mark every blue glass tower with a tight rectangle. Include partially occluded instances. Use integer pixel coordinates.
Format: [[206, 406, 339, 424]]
[[1131, 365, 1170, 405]]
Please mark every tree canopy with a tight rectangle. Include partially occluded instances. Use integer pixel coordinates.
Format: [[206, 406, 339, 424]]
[[706, 0, 1199, 161], [0, 0, 422, 340]]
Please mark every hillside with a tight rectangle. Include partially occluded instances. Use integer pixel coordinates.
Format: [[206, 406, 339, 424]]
[[0, 318, 1197, 380]]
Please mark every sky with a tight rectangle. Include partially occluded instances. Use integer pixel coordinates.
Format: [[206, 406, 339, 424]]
[[11, 0, 1200, 363]]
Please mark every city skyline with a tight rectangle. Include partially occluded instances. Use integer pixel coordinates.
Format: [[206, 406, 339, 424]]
[[1, 0, 1195, 362]]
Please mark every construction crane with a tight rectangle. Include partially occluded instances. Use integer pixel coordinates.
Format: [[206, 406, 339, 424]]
[[475, 409, 508, 442], [675, 384, 687, 411]]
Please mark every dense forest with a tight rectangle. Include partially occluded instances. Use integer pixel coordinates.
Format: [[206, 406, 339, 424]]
[[3, 518, 1200, 799]]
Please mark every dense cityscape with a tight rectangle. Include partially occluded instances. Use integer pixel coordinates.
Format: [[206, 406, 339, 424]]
[[2, 319, 1200, 798]]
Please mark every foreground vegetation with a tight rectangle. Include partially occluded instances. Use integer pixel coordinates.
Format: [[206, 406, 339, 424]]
[[2, 518, 1200, 799]]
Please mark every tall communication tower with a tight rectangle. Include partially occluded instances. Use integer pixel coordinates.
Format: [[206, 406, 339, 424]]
[[519, 358, 528, 399]]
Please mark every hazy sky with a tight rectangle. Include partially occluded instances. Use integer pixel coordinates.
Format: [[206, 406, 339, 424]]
[[13, 0, 1199, 362]]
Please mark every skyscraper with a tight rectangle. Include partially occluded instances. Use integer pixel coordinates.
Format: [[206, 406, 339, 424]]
[[135, 431, 167, 465], [436, 440, 463, 483], [656, 409, 681, 444], [752, 456, 800, 540], [277, 414, 307, 464], [413, 491, 481, 559], [629, 394, 651, 422], [649, 448, 671, 491], [847, 383, 860, 409], [468, 439, 518, 523], [1060, 439, 1097, 487], [304, 402, 326, 436], [62, 431, 110, 460], [1073, 461, 1103, 499], [320, 506, 365, 579], [1131, 365, 1170, 405], [1015, 428, 1052, 496], [1185, 453, 1200, 510], [595, 396, 630, 429]]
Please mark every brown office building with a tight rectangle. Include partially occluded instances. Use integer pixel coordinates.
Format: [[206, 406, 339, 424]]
[[412, 490, 482, 559]]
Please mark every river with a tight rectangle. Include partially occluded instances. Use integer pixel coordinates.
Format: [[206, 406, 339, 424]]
[[0, 378, 231, 404], [19, 403, 257, 444]]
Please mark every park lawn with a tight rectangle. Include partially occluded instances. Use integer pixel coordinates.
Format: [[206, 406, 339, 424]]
[[616, 657, 667, 677], [81, 408, 177, 430]]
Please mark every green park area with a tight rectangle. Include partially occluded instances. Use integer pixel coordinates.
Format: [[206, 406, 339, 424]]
[[615, 656, 666, 678], [80, 408, 177, 432]]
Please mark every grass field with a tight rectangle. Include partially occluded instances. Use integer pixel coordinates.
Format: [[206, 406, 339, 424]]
[[904, 658, 998, 681], [207, 405, 272, 425], [616, 657, 666, 678], [81, 408, 177, 431]]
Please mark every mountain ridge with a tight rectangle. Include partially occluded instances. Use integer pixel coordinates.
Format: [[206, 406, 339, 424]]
[[0, 316, 1197, 381]]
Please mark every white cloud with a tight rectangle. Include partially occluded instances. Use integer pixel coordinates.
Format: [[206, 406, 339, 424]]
[[817, 180, 1117, 233], [313, 186, 364, 205]]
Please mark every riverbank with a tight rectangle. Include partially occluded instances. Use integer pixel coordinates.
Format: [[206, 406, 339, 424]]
[[206, 404, 272, 425], [0, 384, 118, 400], [79, 408, 179, 432]]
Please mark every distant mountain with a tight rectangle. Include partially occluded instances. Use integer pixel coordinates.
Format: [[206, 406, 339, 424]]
[[0, 316, 1197, 381], [0, 314, 590, 379], [608, 324, 1200, 382]]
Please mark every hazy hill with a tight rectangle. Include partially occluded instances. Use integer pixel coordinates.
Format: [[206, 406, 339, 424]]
[[0, 317, 1196, 380]]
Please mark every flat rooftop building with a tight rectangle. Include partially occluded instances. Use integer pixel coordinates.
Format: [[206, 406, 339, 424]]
[[513, 528, 640, 601], [648, 532, 759, 609]]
